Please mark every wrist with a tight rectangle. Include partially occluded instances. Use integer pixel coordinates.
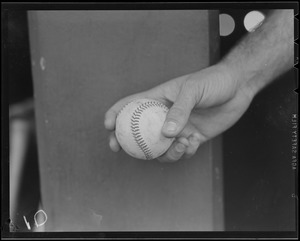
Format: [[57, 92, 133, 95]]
[[218, 58, 256, 101]]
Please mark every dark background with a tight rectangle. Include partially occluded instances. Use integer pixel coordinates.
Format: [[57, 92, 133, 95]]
[[219, 9, 297, 231], [7, 10, 40, 232], [7, 9, 297, 231]]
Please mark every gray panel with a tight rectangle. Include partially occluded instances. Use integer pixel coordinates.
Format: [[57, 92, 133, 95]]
[[28, 10, 222, 231]]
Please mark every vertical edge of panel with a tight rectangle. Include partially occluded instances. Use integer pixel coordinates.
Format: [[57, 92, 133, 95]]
[[208, 10, 224, 231]]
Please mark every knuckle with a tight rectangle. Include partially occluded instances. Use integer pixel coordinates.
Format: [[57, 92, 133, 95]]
[[168, 107, 185, 121], [171, 106, 185, 115], [166, 151, 179, 162], [190, 133, 202, 147], [167, 149, 183, 162], [182, 79, 199, 103], [185, 147, 196, 156]]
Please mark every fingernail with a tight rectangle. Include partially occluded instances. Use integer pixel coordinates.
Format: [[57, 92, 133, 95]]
[[165, 121, 177, 133], [175, 143, 185, 152]]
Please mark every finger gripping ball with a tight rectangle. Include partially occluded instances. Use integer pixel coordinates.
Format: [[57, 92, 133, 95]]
[[115, 99, 174, 160]]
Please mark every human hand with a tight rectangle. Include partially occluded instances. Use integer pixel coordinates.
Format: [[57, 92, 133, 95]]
[[104, 63, 254, 162]]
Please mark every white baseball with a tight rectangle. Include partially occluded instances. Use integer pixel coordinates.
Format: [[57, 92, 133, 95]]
[[115, 99, 174, 160]]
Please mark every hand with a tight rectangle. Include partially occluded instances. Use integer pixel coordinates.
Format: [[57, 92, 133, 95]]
[[104, 63, 254, 162]]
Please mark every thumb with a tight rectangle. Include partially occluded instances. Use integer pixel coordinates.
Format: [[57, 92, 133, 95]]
[[162, 83, 196, 138]]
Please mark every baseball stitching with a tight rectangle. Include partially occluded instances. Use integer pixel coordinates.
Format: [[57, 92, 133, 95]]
[[130, 100, 168, 160]]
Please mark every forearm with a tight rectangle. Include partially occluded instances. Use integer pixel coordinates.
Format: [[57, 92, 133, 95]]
[[221, 10, 294, 97]]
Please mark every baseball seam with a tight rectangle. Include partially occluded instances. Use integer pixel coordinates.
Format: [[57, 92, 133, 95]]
[[130, 100, 168, 160]]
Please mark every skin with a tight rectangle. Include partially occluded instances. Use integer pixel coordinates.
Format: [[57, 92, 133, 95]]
[[104, 10, 294, 162]]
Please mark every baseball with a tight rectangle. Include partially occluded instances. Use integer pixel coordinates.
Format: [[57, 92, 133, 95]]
[[115, 98, 174, 160]]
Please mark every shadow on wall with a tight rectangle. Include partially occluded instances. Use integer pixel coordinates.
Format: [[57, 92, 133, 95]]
[[8, 11, 42, 232]]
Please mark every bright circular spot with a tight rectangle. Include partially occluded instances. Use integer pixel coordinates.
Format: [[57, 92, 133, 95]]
[[219, 14, 235, 36], [244, 11, 265, 32]]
